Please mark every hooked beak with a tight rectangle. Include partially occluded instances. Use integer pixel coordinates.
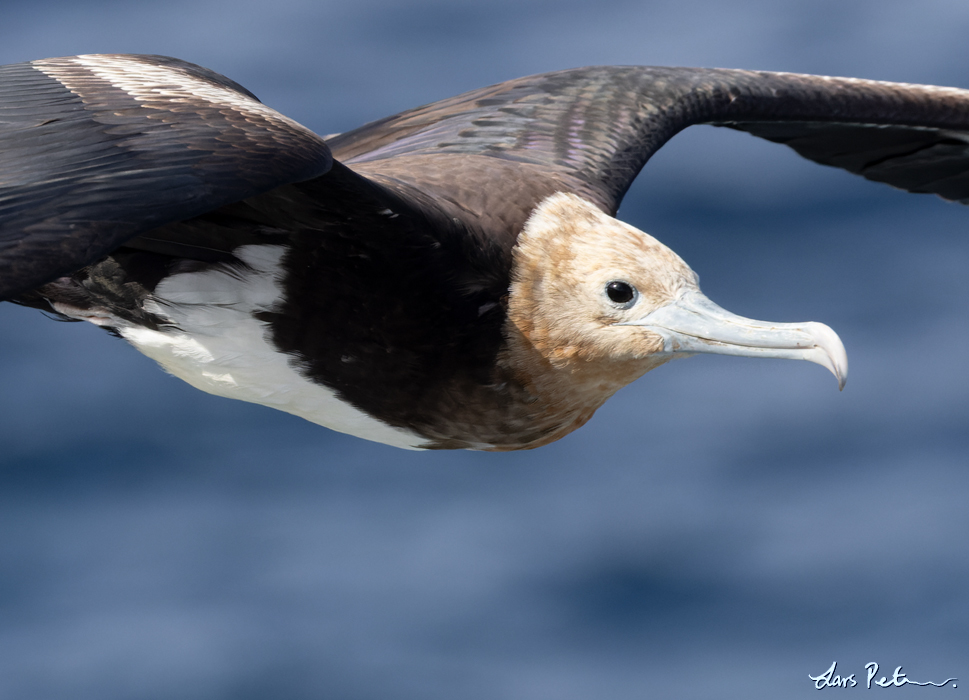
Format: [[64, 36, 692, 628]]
[[621, 291, 847, 390]]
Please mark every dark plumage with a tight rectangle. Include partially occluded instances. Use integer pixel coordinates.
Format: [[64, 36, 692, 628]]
[[2, 54, 967, 449]]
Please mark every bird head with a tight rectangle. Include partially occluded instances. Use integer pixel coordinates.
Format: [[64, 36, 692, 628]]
[[505, 192, 847, 403]]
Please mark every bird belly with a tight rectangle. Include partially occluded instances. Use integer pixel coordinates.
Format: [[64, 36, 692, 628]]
[[115, 244, 426, 450]]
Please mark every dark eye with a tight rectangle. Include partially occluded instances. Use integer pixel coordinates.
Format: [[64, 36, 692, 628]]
[[606, 280, 637, 307]]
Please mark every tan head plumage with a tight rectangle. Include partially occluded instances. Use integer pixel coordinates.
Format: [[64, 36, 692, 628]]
[[497, 192, 846, 449], [507, 192, 694, 373]]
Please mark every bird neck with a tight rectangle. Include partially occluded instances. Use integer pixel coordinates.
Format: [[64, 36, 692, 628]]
[[488, 318, 652, 451]]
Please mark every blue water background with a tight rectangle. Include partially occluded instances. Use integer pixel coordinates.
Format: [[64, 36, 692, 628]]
[[1, 2, 968, 697]]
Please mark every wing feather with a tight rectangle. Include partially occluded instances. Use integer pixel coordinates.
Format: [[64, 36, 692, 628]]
[[0, 54, 331, 299], [6, 58, 969, 300], [329, 66, 969, 214]]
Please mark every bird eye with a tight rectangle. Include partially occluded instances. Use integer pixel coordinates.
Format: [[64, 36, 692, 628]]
[[605, 280, 638, 307]]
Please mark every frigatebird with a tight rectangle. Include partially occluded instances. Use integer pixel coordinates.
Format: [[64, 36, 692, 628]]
[[2, 55, 966, 449]]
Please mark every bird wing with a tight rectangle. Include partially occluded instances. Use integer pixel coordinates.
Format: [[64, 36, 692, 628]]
[[328, 66, 969, 214], [0, 54, 331, 299], [6, 60, 969, 298]]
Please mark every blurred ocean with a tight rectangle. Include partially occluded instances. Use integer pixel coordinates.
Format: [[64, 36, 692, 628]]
[[1, 1, 968, 698]]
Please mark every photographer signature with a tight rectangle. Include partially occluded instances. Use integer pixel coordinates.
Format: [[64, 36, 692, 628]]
[[810, 661, 957, 689]]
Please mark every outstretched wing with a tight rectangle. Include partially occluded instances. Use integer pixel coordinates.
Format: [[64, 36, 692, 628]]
[[6, 59, 969, 298], [329, 66, 969, 216], [0, 54, 331, 299]]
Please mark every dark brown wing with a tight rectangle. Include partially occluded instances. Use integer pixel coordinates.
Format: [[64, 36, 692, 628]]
[[0, 54, 331, 299], [328, 66, 969, 217]]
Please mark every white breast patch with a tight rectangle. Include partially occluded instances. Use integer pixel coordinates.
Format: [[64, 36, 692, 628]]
[[114, 245, 426, 450]]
